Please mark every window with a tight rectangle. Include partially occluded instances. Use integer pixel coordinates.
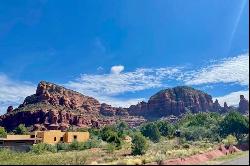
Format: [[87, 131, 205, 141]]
[[0, 141, 3, 145], [73, 135, 77, 140], [54, 137, 57, 141], [31, 135, 35, 138], [60, 137, 63, 142]]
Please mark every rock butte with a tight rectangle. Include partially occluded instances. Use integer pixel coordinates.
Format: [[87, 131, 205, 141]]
[[0, 81, 248, 131]]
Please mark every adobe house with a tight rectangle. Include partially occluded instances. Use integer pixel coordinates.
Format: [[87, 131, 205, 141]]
[[32, 130, 89, 144], [0, 130, 90, 151], [0, 135, 41, 152]]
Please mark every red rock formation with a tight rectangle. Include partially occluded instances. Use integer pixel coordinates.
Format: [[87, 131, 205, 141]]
[[100, 103, 129, 116], [6, 106, 13, 113], [238, 95, 249, 114], [1, 82, 246, 131], [128, 86, 214, 118], [22, 81, 101, 114]]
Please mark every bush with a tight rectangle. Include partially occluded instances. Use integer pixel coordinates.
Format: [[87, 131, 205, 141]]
[[31, 143, 57, 154], [83, 139, 101, 149], [88, 128, 100, 139], [105, 143, 116, 154], [68, 139, 102, 151], [131, 132, 148, 155], [182, 143, 190, 149], [69, 140, 85, 150], [140, 122, 161, 143], [0, 127, 7, 138], [222, 135, 238, 147], [13, 124, 29, 135], [57, 143, 69, 151]]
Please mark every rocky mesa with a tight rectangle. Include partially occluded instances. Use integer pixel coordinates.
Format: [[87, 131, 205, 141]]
[[0, 81, 248, 131]]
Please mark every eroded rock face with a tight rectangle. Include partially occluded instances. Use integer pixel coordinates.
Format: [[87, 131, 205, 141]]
[[128, 86, 214, 118], [0, 81, 147, 131], [22, 81, 101, 114], [0, 82, 247, 131], [100, 103, 129, 116], [238, 95, 249, 114], [213, 99, 222, 112], [7, 106, 13, 113]]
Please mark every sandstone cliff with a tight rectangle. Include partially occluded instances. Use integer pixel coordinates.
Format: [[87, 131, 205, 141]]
[[0, 82, 248, 131], [128, 86, 231, 118]]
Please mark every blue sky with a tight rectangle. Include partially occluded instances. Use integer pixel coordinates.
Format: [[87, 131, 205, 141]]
[[0, 0, 249, 114]]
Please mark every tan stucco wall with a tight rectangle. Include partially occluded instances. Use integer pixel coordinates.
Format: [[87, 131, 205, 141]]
[[65, 132, 89, 143], [6, 135, 31, 140], [42, 130, 65, 144]]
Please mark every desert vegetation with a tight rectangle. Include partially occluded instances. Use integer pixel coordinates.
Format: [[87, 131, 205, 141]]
[[0, 111, 249, 165]]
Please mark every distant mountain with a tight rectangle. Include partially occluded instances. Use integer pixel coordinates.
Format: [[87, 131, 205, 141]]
[[0, 81, 248, 131], [127, 86, 239, 118]]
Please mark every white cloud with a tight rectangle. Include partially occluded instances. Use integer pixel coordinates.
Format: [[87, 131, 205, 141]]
[[110, 65, 125, 74], [184, 53, 249, 86], [65, 67, 182, 96], [0, 74, 36, 114], [65, 66, 181, 107], [215, 90, 249, 106]]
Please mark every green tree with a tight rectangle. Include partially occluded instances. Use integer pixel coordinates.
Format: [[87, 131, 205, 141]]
[[156, 121, 174, 137], [219, 111, 249, 139], [13, 124, 29, 135], [131, 132, 148, 155], [140, 122, 161, 143], [116, 121, 129, 137], [0, 127, 7, 138], [100, 125, 122, 149]]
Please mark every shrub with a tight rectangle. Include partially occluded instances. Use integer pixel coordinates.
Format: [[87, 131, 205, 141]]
[[88, 128, 100, 139], [105, 143, 116, 154], [182, 143, 190, 149], [57, 139, 101, 151], [57, 143, 69, 151], [140, 122, 161, 143], [31, 143, 57, 154], [13, 124, 29, 135], [222, 135, 238, 147], [69, 140, 85, 150], [83, 139, 101, 149], [131, 132, 148, 155], [0, 127, 7, 138]]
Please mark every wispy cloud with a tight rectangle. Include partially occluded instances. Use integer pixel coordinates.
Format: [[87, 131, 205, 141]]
[[215, 90, 249, 106], [65, 66, 182, 96], [65, 66, 182, 107], [183, 53, 249, 86], [0, 74, 36, 114]]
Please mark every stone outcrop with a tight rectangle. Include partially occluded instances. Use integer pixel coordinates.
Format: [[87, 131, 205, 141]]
[[100, 103, 129, 116], [6, 106, 13, 113], [128, 86, 215, 118], [0, 82, 248, 131], [21, 81, 101, 114], [0, 81, 146, 131], [238, 95, 249, 114]]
